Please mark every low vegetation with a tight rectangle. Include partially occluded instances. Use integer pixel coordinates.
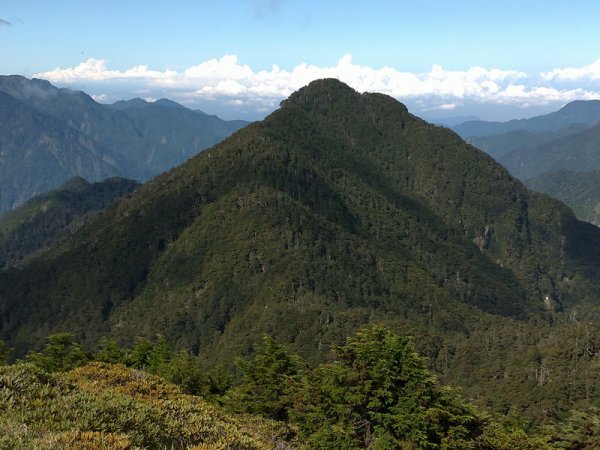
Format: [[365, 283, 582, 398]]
[[3, 326, 597, 449]]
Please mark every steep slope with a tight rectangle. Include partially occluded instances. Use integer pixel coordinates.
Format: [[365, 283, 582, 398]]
[[0, 89, 132, 211], [464, 124, 588, 160], [499, 121, 600, 179], [453, 100, 600, 137], [526, 169, 600, 226], [0, 176, 139, 268], [107, 97, 248, 171], [3, 80, 600, 418], [0, 75, 247, 211]]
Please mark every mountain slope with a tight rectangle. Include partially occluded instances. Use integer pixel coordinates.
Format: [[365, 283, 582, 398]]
[[499, 121, 600, 179], [106, 97, 248, 171], [3, 80, 600, 418], [464, 124, 588, 160], [526, 169, 600, 226], [453, 100, 600, 138], [0, 75, 247, 211], [0, 176, 139, 268]]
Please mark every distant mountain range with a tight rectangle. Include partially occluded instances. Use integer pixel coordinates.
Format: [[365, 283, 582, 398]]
[[4, 79, 600, 421], [453, 100, 600, 172], [0, 176, 138, 269], [0, 75, 248, 212], [498, 121, 600, 180], [526, 169, 600, 226], [452, 100, 600, 220], [454, 100, 600, 138], [431, 115, 480, 127]]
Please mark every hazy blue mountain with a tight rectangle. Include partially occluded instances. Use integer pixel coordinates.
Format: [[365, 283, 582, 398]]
[[465, 124, 588, 159], [499, 121, 600, 179], [453, 100, 600, 138], [0, 75, 248, 212], [432, 115, 480, 127]]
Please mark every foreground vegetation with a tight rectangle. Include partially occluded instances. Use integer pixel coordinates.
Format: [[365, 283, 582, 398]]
[[2, 326, 597, 449]]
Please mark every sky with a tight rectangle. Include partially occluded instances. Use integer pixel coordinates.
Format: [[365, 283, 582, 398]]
[[3, 0, 600, 121]]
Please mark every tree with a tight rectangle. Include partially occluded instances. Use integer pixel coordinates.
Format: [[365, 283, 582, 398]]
[[25, 332, 89, 372], [147, 334, 172, 377], [94, 336, 126, 364], [226, 335, 305, 421], [545, 408, 600, 449], [127, 336, 153, 369], [0, 340, 11, 365], [291, 326, 485, 449]]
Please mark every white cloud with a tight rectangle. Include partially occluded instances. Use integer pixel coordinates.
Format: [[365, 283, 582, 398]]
[[91, 93, 108, 102], [436, 103, 458, 111], [34, 55, 600, 119], [541, 59, 600, 81]]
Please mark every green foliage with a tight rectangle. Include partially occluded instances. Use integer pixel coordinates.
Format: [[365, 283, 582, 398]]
[[291, 325, 485, 448], [526, 169, 600, 226], [477, 425, 550, 449], [0, 176, 139, 269], [95, 334, 230, 399], [0, 326, 585, 449], [0, 340, 11, 365], [544, 408, 600, 449], [25, 333, 89, 372], [0, 362, 295, 449], [95, 336, 127, 364], [226, 335, 305, 420]]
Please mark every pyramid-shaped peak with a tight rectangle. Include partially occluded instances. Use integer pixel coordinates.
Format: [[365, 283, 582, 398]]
[[282, 78, 408, 117], [283, 78, 359, 108]]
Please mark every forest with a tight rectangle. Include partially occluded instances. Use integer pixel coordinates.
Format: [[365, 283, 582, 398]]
[[2, 326, 593, 449]]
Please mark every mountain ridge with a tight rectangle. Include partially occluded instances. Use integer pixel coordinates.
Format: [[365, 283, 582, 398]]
[[499, 121, 600, 179], [526, 168, 600, 226], [0, 176, 139, 269], [0, 75, 248, 211], [453, 99, 600, 138]]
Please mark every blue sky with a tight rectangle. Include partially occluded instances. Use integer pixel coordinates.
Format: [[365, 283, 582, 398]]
[[2, 0, 600, 121]]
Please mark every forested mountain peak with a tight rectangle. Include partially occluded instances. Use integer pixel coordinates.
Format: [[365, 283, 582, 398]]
[[3, 80, 600, 421]]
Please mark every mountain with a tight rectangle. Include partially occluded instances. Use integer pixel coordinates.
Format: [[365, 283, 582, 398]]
[[453, 100, 600, 138], [106, 97, 248, 173], [451, 101, 600, 181], [0, 75, 248, 212], [464, 124, 588, 160], [498, 121, 600, 179], [432, 115, 480, 127], [0, 176, 139, 269], [3, 79, 600, 420], [526, 169, 600, 226]]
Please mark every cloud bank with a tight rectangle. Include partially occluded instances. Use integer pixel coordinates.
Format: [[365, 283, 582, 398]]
[[34, 55, 600, 120], [541, 60, 600, 82]]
